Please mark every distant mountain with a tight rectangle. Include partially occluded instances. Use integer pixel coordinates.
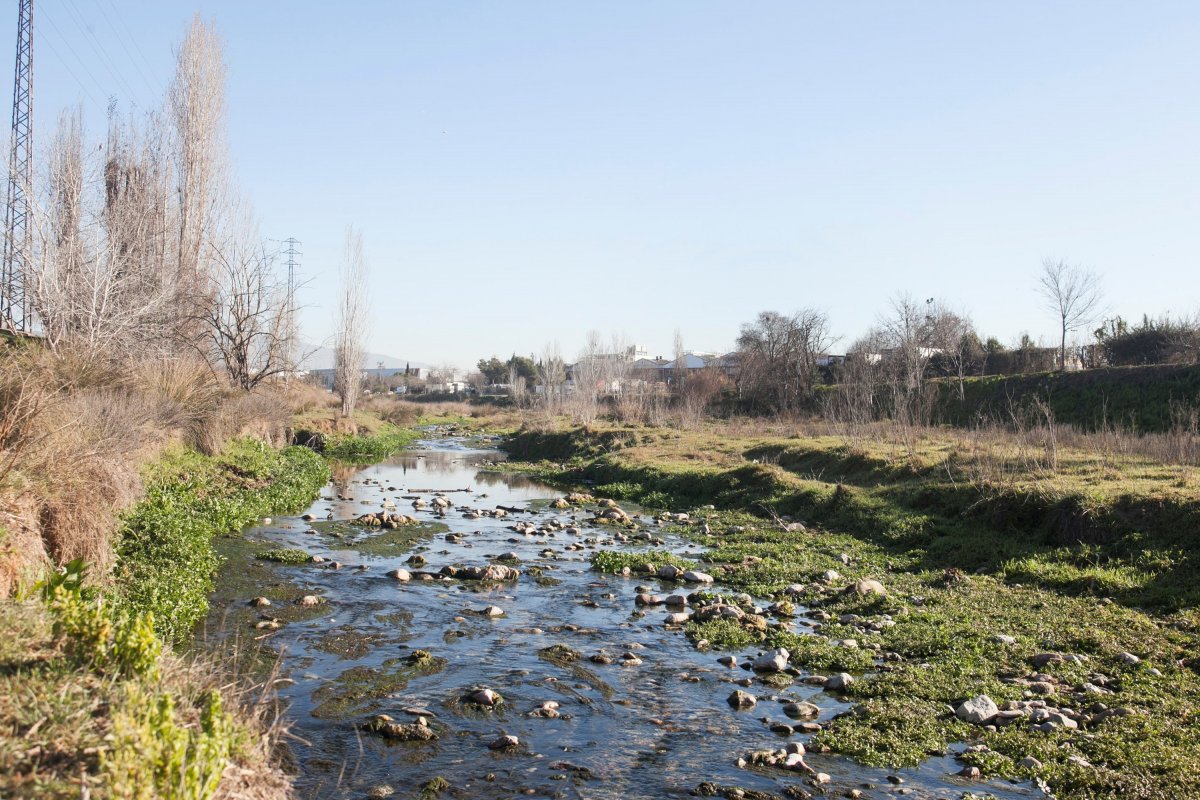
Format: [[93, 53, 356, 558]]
[[298, 344, 430, 371]]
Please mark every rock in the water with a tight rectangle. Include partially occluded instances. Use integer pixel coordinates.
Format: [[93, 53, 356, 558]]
[[298, 595, 323, 606], [386, 568, 412, 581], [682, 570, 714, 583], [250, 596, 271, 607], [753, 648, 790, 673], [727, 690, 757, 709], [955, 694, 999, 725], [489, 734, 519, 750], [465, 688, 503, 707], [782, 701, 821, 719], [481, 605, 505, 617], [359, 714, 437, 741]]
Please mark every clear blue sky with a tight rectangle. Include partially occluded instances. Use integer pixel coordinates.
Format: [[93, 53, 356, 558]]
[[9, 1, 1200, 368]]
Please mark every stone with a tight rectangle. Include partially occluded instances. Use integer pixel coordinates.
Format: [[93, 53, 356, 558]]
[[957, 766, 982, 779], [664, 612, 690, 625], [727, 690, 757, 709], [819, 570, 841, 583], [481, 605, 505, 617], [824, 673, 854, 692], [992, 634, 1017, 645], [682, 570, 715, 583], [385, 568, 412, 581], [852, 579, 886, 596], [782, 701, 821, 719], [657, 564, 682, 580], [955, 695, 999, 725], [250, 596, 271, 607], [466, 688, 502, 707], [489, 734, 519, 750], [753, 648, 790, 673], [1118, 652, 1141, 666], [298, 595, 323, 606], [1019, 756, 1043, 770]]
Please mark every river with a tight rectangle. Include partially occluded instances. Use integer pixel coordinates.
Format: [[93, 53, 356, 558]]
[[199, 437, 1035, 800]]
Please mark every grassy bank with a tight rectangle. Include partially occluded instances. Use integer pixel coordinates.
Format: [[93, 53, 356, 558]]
[[114, 439, 330, 645], [932, 363, 1200, 433], [505, 421, 1200, 798]]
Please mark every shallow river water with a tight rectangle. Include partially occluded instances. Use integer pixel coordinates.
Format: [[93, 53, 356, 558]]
[[201, 439, 1035, 800]]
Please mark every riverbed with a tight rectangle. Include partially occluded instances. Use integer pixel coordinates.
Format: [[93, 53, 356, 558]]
[[200, 439, 1035, 800]]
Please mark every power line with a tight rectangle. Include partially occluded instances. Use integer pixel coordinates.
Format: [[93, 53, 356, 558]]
[[100, 0, 157, 88], [36, 21, 101, 109], [57, 0, 141, 104], [92, 0, 158, 96], [38, 5, 109, 106]]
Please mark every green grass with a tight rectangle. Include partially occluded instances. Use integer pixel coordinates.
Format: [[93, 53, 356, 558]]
[[321, 425, 419, 462], [590, 549, 695, 574], [114, 439, 330, 644]]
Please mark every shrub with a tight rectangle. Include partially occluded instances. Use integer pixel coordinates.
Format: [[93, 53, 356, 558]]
[[102, 685, 239, 800]]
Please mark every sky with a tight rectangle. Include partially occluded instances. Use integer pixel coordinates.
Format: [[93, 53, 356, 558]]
[[7, 1, 1200, 369]]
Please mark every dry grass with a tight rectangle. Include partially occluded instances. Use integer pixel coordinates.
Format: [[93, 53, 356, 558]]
[[0, 343, 318, 599]]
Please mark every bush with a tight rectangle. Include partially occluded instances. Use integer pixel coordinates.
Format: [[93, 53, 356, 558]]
[[43, 559, 161, 679], [102, 684, 239, 800]]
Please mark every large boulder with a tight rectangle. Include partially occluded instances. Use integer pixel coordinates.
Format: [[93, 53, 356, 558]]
[[955, 695, 999, 725]]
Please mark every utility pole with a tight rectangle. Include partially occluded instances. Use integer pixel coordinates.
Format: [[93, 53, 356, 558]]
[[1, 0, 33, 335], [282, 237, 301, 384]]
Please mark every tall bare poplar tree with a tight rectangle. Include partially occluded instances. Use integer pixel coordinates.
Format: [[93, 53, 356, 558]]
[[334, 227, 369, 417], [168, 14, 228, 339]]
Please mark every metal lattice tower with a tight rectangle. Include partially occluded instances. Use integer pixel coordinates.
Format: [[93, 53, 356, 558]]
[[1, 0, 33, 335], [282, 237, 301, 381]]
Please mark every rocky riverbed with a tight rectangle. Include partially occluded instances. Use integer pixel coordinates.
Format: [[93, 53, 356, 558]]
[[200, 439, 1036, 800]]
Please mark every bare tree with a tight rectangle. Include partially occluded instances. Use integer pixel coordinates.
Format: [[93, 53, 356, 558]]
[[923, 302, 977, 400], [168, 14, 229, 342], [1038, 259, 1103, 371], [334, 227, 369, 417], [736, 309, 835, 414], [198, 235, 289, 391], [537, 343, 567, 414], [31, 109, 175, 352], [672, 329, 687, 392], [508, 363, 529, 407], [569, 330, 604, 423]]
